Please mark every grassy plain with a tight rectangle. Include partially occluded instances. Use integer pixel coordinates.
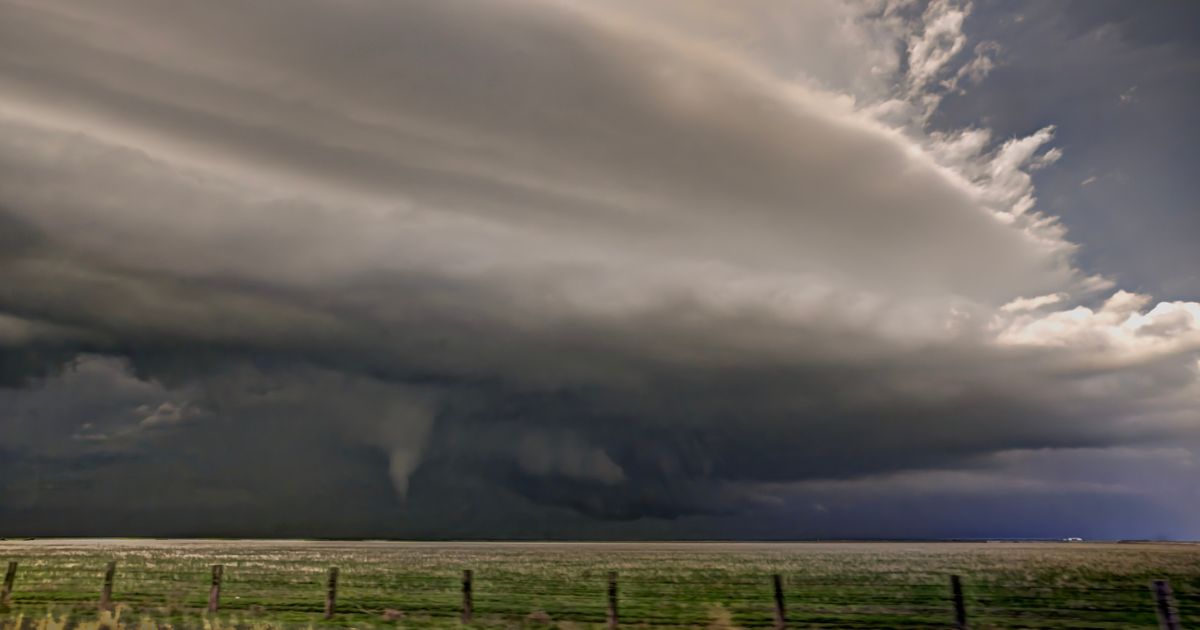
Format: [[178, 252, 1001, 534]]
[[0, 539, 1197, 629]]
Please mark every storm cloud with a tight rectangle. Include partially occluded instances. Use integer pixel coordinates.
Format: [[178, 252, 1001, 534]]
[[0, 0, 1197, 538]]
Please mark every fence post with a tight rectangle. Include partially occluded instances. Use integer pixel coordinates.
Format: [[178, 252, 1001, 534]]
[[100, 561, 116, 610], [208, 564, 223, 613], [950, 575, 967, 630], [772, 574, 786, 630], [1, 561, 16, 606], [607, 571, 618, 630], [462, 569, 473, 624], [1152, 580, 1181, 630], [324, 567, 338, 619]]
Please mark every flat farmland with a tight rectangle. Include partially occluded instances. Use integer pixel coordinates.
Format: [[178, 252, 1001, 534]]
[[1, 540, 1197, 629]]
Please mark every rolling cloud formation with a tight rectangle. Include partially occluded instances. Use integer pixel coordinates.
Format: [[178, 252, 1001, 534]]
[[0, 0, 1197, 538]]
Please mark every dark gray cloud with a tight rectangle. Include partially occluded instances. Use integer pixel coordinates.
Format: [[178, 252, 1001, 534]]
[[0, 0, 1198, 539]]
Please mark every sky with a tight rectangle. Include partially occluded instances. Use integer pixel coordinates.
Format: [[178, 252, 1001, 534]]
[[0, 0, 1198, 540]]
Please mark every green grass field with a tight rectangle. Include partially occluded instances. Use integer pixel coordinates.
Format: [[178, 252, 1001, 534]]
[[1, 540, 1197, 629]]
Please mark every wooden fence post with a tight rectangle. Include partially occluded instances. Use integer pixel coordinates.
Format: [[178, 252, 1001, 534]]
[[322, 566, 339, 619], [607, 571, 618, 630], [950, 575, 967, 630], [100, 561, 116, 610], [1, 561, 16, 606], [1152, 580, 1181, 630], [208, 564, 224, 613], [462, 569, 473, 624], [772, 574, 786, 630]]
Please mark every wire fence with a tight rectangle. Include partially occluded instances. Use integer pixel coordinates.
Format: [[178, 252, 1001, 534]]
[[1, 557, 1196, 628]]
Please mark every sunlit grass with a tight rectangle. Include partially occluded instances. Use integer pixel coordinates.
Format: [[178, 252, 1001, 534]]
[[1, 540, 1197, 628]]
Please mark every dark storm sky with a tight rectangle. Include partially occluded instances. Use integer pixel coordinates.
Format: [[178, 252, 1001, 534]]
[[1, 0, 1198, 539]]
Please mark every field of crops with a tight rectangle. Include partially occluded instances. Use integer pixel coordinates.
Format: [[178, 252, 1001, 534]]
[[0, 539, 1197, 629]]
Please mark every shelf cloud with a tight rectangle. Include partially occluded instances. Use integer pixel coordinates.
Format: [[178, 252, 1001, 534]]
[[1, 0, 1197, 538]]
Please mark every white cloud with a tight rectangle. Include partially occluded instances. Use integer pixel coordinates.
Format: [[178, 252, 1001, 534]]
[[952, 41, 1002, 88], [995, 290, 1200, 358], [1001, 293, 1068, 313], [906, 0, 970, 93]]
